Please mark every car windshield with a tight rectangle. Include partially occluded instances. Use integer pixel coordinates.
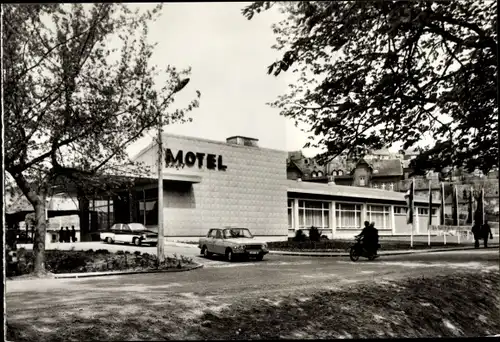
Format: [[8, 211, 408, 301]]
[[223, 228, 253, 239], [128, 223, 147, 231]]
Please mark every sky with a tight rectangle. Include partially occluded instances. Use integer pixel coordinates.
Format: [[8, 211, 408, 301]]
[[125, 2, 324, 158], [125, 2, 432, 158]]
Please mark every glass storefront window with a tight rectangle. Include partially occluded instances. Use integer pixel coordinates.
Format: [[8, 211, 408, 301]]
[[335, 203, 362, 229], [298, 200, 330, 229], [288, 199, 294, 229], [367, 205, 391, 230]]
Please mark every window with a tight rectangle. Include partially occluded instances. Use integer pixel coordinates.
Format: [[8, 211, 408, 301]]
[[317, 171, 324, 177], [359, 176, 365, 186], [304, 159, 309, 165], [332, 170, 338, 176], [298, 200, 330, 229], [208, 230, 217, 238], [335, 203, 362, 229], [288, 199, 294, 229], [367, 205, 391, 230], [418, 208, 429, 215], [394, 206, 407, 215], [432, 208, 437, 215], [311, 171, 317, 178], [338, 170, 344, 176], [136, 188, 158, 226]]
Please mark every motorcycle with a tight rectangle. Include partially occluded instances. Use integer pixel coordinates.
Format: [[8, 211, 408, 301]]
[[349, 236, 380, 262]]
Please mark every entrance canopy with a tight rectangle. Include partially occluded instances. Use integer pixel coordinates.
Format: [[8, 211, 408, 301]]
[[49, 171, 202, 197]]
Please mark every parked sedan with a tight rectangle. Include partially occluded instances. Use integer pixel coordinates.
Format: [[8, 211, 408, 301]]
[[100, 223, 158, 246], [198, 227, 269, 261]]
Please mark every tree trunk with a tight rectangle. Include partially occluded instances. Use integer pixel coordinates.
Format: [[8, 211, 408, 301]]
[[33, 199, 48, 274], [9, 171, 49, 275]]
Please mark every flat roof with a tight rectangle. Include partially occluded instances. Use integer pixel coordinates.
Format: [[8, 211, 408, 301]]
[[286, 180, 435, 205]]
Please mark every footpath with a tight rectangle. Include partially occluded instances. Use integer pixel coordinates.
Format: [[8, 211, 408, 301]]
[[269, 244, 500, 257]]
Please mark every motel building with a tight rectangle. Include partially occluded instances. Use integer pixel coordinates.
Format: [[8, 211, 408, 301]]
[[11, 133, 442, 244], [125, 133, 441, 243]]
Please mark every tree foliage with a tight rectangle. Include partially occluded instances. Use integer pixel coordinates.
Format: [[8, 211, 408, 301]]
[[3, 3, 200, 274], [243, 1, 497, 174]]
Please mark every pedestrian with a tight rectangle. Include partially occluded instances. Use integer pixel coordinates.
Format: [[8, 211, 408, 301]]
[[471, 221, 481, 248], [71, 226, 77, 242], [481, 220, 493, 248], [59, 227, 64, 243], [65, 227, 71, 243]]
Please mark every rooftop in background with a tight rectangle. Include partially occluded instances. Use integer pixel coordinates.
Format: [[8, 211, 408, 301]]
[[286, 179, 432, 205]]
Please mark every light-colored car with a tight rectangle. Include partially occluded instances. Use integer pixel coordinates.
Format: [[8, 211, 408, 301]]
[[100, 223, 158, 246], [198, 228, 269, 261]]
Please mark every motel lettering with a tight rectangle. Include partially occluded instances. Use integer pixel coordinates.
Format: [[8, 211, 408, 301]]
[[165, 148, 227, 171]]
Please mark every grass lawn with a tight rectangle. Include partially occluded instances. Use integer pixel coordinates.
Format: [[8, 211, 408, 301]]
[[7, 271, 499, 340]]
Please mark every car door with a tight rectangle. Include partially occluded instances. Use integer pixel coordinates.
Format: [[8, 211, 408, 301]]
[[109, 224, 121, 242], [121, 224, 134, 244], [214, 229, 225, 254], [114, 224, 125, 243], [205, 229, 216, 253]]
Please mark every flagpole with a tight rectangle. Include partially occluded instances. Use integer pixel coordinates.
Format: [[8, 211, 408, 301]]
[[428, 180, 431, 247], [481, 188, 485, 225], [455, 185, 460, 245], [411, 178, 415, 248]]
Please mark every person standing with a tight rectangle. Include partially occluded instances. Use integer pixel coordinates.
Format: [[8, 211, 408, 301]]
[[59, 227, 65, 243], [471, 221, 481, 248], [71, 226, 77, 242], [481, 220, 493, 248]]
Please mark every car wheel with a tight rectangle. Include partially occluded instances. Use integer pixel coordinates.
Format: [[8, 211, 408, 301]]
[[226, 248, 234, 262], [202, 246, 212, 258], [133, 237, 141, 246], [105, 237, 114, 244]]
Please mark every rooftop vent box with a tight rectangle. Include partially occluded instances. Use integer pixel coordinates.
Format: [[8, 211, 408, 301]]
[[226, 136, 259, 147]]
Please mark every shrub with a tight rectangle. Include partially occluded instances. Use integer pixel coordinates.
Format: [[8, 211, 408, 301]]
[[116, 250, 125, 255], [180, 255, 194, 264], [134, 251, 141, 256], [85, 249, 94, 253], [95, 249, 110, 254], [293, 229, 307, 242], [45, 251, 88, 273], [309, 226, 321, 242]]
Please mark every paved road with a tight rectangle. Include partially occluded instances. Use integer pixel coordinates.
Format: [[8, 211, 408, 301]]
[[7, 250, 498, 296]]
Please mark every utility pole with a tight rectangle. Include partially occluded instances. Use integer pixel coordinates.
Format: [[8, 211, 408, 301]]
[[157, 112, 165, 264], [157, 78, 191, 264]]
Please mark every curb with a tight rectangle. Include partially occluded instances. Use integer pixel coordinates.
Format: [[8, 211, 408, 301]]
[[269, 245, 500, 257], [49, 264, 204, 279]]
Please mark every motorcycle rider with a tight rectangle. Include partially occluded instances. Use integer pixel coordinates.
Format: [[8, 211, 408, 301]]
[[357, 221, 379, 256]]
